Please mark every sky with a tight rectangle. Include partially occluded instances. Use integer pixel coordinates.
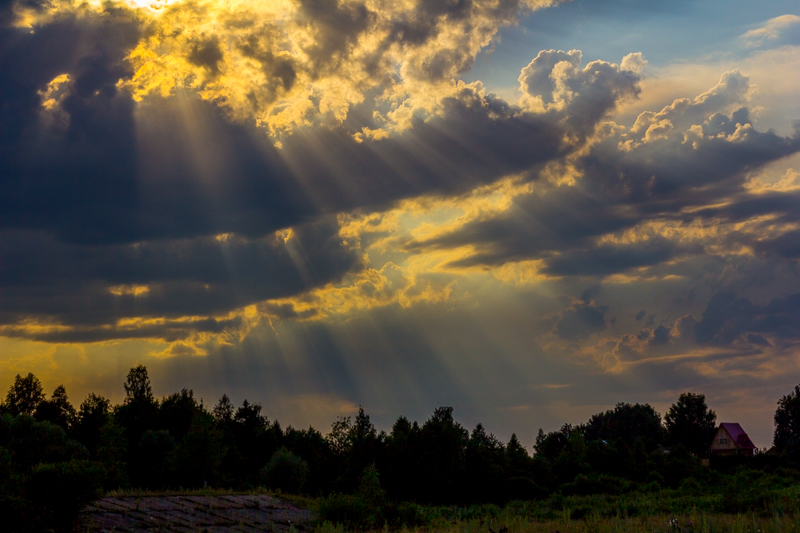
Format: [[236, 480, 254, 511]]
[[1, 0, 799, 450]]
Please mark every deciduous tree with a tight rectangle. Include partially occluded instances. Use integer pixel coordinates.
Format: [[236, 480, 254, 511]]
[[665, 392, 716, 457], [775, 384, 800, 452]]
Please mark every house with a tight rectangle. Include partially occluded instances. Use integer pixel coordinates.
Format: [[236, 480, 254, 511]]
[[709, 422, 756, 456]]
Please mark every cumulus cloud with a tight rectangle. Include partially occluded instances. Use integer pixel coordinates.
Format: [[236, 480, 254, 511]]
[[555, 299, 608, 341], [620, 52, 647, 74], [7, 0, 562, 136], [694, 291, 800, 346], [741, 14, 800, 48], [409, 70, 800, 278], [1, 0, 800, 365], [519, 49, 641, 137]]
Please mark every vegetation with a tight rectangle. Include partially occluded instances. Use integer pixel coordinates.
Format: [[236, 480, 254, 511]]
[[1, 366, 800, 532]]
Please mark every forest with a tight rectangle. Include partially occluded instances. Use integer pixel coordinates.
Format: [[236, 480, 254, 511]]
[[2, 365, 800, 532]]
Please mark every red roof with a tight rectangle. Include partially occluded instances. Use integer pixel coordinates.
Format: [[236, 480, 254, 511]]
[[720, 423, 756, 450]]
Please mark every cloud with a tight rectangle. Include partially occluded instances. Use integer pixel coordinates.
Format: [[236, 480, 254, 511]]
[[555, 299, 608, 341], [694, 291, 800, 346], [741, 14, 800, 48], [519, 49, 641, 137], [1, 42, 565, 246], [7, 0, 562, 136], [0, 218, 359, 341], [620, 52, 647, 74], [407, 70, 800, 278]]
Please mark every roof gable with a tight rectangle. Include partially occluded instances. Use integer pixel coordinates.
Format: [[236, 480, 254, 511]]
[[719, 422, 756, 450]]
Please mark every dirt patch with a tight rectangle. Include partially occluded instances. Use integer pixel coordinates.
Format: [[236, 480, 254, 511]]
[[81, 494, 315, 532]]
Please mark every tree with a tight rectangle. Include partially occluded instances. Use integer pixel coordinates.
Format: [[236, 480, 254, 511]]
[[173, 412, 225, 488], [4, 373, 46, 416], [665, 392, 717, 457], [582, 403, 664, 451], [261, 447, 308, 494], [418, 406, 468, 503], [327, 415, 353, 457], [34, 385, 77, 431], [505, 433, 531, 474], [384, 416, 420, 501], [115, 365, 159, 487], [73, 393, 112, 455], [534, 424, 573, 461], [213, 394, 234, 424], [465, 423, 504, 503], [123, 364, 154, 404], [774, 384, 800, 452], [159, 388, 200, 442]]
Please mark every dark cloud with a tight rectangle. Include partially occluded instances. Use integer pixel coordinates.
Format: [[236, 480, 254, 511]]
[[2, 316, 243, 344], [410, 74, 800, 276], [635, 310, 646, 321], [555, 300, 608, 341], [650, 325, 670, 345], [0, 22, 565, 246], [296, 0, 372, 72], [0, 8, 574, 340], [1, 3, 799, 350], [542, 238, 681, 277], [187, 37, 224, 74], [580, 285, 600, 302], [0, 218, 358, 339], [694, 291, 800, 345], [520, 49, 641, 137], [259, 302, 319, 321], [753, 229, 800, 259]]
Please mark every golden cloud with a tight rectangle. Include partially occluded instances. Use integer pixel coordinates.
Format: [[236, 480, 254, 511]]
[[18, 0, 562, 138]]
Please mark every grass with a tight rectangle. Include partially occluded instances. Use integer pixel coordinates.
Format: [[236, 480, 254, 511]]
[[95, 482, 800, 533], [311, 484, 800, 533], [314, 511, 800, 533]]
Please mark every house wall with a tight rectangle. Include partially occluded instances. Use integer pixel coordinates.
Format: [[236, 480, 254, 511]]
[[710, 426, 737, 453]]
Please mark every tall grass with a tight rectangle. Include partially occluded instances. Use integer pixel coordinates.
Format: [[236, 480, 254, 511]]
[[315, 485, 800, 533], [315, 511, 800, 533]]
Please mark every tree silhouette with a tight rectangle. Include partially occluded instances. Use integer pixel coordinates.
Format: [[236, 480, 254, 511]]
[[583, 403, 663, 451], [419, 406, 468, 503], [34, 385, 76, 431], [124, 364, 154, 404], [73, 393, 111, 456], [213, 394, 235, 424], [4, 373, 46, 416], [116, 365, 159, 487], [775, 384, 800, 453], [665, 392, 716, 457], [159, 388, 199, 442]]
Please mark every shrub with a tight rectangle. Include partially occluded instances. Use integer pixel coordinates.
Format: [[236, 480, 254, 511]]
[[561, 474, 629, 495], [262, 447, 308, 494], [506, 476, 549, 501], [25, 459, 103, 531], [318, 493, 372, 528]]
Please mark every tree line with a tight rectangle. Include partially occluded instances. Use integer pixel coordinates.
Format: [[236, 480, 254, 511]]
[[2, 365, 800, 530]]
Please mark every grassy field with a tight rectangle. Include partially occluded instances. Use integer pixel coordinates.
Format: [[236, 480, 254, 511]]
[[310, 484, 800, 533], [92, 482, 800, 533], [315, 513, 800, 533]]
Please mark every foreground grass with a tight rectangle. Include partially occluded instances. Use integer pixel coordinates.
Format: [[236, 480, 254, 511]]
[[97, 483, 800, 533], [316, 512, 800, 533], [313, 485, 800, 533]]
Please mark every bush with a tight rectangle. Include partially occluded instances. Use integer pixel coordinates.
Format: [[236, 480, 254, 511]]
[[561, 474, 629, 496], [506, 476, 549, 501], [318, 493, 373, 528], [262, 447, 308, 494], [25, 459, 103, 530]]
